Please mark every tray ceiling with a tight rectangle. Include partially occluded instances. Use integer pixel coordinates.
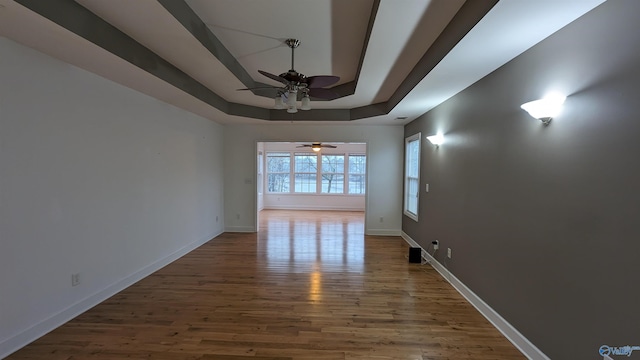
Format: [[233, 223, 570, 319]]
[[0, 0, 605, 125]]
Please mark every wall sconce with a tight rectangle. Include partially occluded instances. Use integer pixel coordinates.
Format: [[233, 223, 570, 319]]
[[426, 133, 444, 147], [520, 94, 566, 125]]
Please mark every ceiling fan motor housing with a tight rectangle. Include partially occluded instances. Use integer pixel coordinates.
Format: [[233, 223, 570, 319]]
[[285, 38, 300, 49]]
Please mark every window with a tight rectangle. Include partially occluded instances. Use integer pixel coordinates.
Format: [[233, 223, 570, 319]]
[[267, 152, 290, 193], [348, 154, 366, 194], [294, 153, 317, 193], [266, 150, 366, 195], [404, 133, 420, 221], [321, 155, 345, 193]]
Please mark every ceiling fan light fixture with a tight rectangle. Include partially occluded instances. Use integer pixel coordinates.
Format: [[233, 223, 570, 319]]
[[300, 93, 311, 110], [312, 144, 322, 152], [286, 89, 297, 107], [274, 95, 285, 109]]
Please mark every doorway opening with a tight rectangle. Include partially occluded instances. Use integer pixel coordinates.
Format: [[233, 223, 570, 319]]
[[256, 141, 367, 231]]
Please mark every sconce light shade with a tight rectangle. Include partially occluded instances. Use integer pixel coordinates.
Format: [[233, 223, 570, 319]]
[[427, 133, 444, 146], [521, 94, 566, 125]]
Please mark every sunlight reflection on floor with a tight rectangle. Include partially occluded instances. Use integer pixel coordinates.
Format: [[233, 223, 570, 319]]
[[257, 210, 365, 272]]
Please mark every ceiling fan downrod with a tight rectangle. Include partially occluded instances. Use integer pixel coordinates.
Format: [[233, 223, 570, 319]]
[[285, 38, 300, 71]]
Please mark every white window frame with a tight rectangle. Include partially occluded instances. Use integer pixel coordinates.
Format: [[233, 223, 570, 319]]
[[293, 153, 318, 193], [404, 133, 421, 221], [265, 150, 366, 196], [347, 154, 366, 194], [266, 152, 292, 193]]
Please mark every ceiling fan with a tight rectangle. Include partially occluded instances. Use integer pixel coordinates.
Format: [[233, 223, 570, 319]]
[[239, 38, 340, 113], [296, 142, 337, 152]]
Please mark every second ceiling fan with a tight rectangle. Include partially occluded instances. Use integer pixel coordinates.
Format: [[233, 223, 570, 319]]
[[240, 39, 340, 113], [297, 142, 337, 152]]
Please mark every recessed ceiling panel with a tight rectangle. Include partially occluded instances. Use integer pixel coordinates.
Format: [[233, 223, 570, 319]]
[[187, 0, 373, 87]]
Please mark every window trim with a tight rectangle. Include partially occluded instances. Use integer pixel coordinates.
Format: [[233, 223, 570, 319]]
[[347, 153, 366, 195], [404, 133, 421, 221], [293, 153, 318, 193], [265, 152, 292, 193]]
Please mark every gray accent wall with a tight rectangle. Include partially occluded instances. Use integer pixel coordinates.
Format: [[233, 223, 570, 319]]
[[403, 1, 640, 359]]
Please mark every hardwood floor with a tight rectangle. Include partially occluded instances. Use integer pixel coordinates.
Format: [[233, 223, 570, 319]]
[[8, 210, 525, 359]]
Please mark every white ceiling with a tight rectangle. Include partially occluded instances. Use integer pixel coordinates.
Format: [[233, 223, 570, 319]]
[[0, 0, 605, 125]]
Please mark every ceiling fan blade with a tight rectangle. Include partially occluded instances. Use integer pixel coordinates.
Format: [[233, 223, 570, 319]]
[[308, 87, 339, 100], [296, 143, 337, 149], [306, 75, 340, 88], [258, 70, 289, 85]]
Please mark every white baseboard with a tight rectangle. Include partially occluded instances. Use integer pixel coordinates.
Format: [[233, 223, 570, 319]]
[[401, 232, 550, 360], [0, 232, 220, 359], [224, 226, 256, 232], [366, 229, 402, 236]]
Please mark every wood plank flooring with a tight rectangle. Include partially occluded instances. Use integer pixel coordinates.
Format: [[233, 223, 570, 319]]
[[8, 210, 525, 359]]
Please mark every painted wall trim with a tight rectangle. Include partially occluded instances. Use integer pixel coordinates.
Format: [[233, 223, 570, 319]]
[[0, 232, 221, 359], [401, 232, 550, 360]]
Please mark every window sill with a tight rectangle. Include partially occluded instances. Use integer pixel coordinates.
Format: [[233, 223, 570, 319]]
[[404, 210, 418, 222]]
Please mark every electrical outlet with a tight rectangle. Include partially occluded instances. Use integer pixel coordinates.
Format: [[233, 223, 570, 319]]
[[447, 248, 452, 259], [71, 273, 80, 287], [433, 240, 439, 250], [379, 217, 384, 223], [216, 215, 219, 222], [236, 213, 240, 220]]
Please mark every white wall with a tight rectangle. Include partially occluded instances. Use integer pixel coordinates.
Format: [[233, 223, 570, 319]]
[[0, 38, 225, 357], [223, 124, 403, 235], [264, 193, 366, 211]]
